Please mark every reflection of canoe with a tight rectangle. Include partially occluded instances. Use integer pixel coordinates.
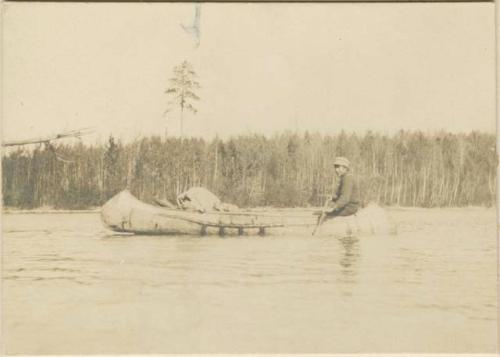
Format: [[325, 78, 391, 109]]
[[101, 190, 395, 237]]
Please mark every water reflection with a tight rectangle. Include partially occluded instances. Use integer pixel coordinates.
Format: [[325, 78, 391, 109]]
[[335, 236, 361, 298], [2, 210, 498, 353], [338, 236, 360, 275]]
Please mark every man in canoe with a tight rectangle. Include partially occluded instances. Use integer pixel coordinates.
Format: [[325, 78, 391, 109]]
[[318, 156, 360, 220]]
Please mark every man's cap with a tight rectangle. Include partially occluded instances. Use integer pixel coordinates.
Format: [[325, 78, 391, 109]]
[[333, 157, 350, 168]]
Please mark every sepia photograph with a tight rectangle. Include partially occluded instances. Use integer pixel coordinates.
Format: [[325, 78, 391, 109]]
[[1, 1, 497, 354]]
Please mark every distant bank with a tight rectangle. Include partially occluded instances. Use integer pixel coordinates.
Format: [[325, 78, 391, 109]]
[[2, 207, 100, 214], [2, 131, 496, 209]]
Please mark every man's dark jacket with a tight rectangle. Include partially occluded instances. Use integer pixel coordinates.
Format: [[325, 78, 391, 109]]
[[331, 173, 360, 213]]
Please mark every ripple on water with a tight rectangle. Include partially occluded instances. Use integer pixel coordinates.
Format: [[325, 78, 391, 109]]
[[1, 209, 497, 354]]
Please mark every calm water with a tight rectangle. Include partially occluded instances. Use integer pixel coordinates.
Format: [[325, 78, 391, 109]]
[[1, 208, 497, 354]]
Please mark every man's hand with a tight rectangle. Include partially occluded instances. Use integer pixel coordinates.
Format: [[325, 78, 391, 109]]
[[322, 200, 337, 214], [313, 199, 334, 235], [324, 205, 336, 214]]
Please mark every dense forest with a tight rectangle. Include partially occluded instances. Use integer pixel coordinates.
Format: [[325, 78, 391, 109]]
[[2, 130, 496, 209]]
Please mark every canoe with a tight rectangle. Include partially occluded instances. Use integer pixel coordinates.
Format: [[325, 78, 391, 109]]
[[101, 190, 395, 237]]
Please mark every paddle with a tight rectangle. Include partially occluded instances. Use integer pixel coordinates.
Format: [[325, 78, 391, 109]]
[[312, 198, 331, 235]]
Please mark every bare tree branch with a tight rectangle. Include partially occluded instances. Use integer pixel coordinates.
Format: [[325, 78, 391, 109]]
[[2, 128, 93, 147]]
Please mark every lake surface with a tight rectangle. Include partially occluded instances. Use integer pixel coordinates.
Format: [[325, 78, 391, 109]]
[[1, 208, 497, 354]]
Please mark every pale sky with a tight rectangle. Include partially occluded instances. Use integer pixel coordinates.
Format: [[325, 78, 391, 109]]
[[2, 2, 496, 144]]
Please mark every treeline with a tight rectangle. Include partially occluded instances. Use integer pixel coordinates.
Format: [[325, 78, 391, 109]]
[[2, 131, 496, 209]]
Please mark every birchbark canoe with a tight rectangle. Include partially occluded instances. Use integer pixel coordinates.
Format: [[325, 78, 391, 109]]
[[101, 190, 395, 237]]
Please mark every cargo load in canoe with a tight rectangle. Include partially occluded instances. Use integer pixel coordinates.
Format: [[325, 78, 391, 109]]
[[101, 188, 396, 237]]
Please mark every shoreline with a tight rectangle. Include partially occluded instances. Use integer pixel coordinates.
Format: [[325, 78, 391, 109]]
[[2, 208, 101, 214], [1, 205, 494, 215]]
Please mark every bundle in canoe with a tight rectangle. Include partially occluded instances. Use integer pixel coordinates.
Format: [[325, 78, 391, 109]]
[[100, 190, 395, 237]]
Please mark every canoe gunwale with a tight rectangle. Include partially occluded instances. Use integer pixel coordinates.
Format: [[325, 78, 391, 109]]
[[153, 210, 316, 229]]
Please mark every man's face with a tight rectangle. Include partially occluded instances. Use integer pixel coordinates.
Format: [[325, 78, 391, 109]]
[[335, 165, 348, 176]]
